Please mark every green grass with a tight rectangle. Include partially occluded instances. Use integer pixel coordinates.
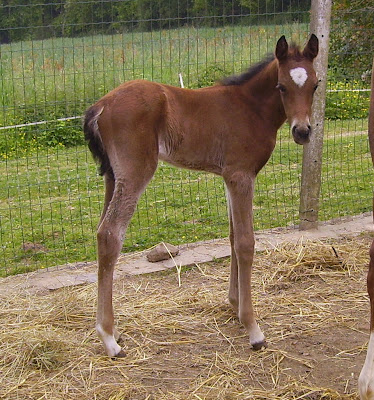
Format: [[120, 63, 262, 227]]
[[0, 119, 371, 277], [0, 22, 372, 276], [0, 23, 309, 126]]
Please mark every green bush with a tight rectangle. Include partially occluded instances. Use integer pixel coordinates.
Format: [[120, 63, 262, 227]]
[[0, 118, 83, 159], [39, 120, 84, 148], [196, 64, 234, 88], [329, 1, 373, 80], [325, 80, 370, 120]]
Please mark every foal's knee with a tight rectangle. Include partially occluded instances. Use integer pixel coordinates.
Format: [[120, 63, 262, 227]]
[[97, 226, 122, 261], [234, 236, 255, 262]]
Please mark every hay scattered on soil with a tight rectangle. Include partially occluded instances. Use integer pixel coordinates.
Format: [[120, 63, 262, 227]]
[[0, 234, 372, 399]]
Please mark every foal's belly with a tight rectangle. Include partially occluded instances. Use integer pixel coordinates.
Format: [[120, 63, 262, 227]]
[[158, 141, 222, 175]]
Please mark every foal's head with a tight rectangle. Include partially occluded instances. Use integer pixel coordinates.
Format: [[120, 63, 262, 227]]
[[275, 35, 319, 145]]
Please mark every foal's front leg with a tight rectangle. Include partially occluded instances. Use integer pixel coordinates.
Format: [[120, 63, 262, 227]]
[[227, 196, 239, 312], [224, 171, 266, 350], [226, 184, 239, 312]]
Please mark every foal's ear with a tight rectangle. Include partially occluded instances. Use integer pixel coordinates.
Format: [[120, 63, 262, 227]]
[[275, 35, 288, 62], [303, 34, 319, 61]]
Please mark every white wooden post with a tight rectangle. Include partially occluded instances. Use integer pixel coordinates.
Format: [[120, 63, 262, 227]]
[[299, 0, 332, 230]]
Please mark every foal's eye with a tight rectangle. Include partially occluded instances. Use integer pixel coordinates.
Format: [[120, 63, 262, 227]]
[[313, 84, 318, 92], [276, 84, 286, 93]]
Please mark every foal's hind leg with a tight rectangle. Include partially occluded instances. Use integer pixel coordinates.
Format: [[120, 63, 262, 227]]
[[97, 173, 122, 342], [96, 165, 156, 357]]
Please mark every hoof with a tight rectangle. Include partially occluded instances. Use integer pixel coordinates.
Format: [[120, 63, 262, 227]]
[[252, 340, 267, 351], [111, 349, 126, 359]]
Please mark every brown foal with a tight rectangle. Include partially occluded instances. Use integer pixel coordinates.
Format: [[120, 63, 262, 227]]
[[84, 35, 319, 357], [358, 57, 374, 400]]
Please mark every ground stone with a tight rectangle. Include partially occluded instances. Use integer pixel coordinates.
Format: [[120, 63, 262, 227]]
[[1, 213, 372, 293], [146, 242, 179, 262]]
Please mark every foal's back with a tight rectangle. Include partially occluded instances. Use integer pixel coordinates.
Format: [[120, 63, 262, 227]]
[[92, 79, 276, 176]]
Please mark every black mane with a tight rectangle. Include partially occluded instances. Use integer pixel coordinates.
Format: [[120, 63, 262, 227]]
[[221, 54, 275, 86]]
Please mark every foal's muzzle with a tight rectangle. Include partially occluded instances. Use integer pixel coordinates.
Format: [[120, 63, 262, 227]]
[[292, 124, 311, 145]]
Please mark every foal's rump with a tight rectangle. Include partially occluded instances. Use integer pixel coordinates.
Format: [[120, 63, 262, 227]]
[[83, 80, 169, 178]]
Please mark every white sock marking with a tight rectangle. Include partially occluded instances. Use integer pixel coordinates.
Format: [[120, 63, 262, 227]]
[[249, 323, 265, 345], [290, 67, 308, 87], [96, 324, 122, 357]]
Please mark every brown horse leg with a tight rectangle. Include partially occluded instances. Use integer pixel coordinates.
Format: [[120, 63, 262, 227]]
[[227, 202, 239, 313], [224, 170, 266, 349], [359, 239, 374, 399], [96, 159, 157, 357], [96, 174, 122, 344]]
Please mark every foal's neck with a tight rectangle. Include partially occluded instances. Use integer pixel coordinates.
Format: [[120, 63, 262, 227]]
[[242, 59, 286, 131]]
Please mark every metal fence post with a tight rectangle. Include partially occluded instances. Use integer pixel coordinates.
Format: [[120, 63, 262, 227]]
[[299, 0, 332, 230]]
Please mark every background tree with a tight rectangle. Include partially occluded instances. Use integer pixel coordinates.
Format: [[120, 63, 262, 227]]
[[0, 0, 311, 43], [329, 0, 374, 80]]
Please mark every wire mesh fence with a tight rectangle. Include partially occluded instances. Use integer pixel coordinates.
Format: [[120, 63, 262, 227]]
[[321, 3, 373, 222], [0, 1, 372, 276]]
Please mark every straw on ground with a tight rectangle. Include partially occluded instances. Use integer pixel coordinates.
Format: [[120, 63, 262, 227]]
[[0, 234, 372, 399]]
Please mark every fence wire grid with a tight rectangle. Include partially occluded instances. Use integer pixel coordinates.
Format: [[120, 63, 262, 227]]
[[0, 0, 373, 276]]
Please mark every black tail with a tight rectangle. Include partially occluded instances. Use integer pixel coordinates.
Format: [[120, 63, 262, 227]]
[[83, 105, 114, 179]]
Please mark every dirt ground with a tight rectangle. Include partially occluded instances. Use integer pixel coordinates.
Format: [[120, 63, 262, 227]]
[[0, 228, 373, 399]]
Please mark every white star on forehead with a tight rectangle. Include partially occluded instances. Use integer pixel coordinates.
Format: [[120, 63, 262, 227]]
[[290, 67, 308, 87]]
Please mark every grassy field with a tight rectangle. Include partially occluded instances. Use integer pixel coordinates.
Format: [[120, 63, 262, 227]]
[[0, 22, 372, 276], [0, 23, 309, 126], [0, 118, 371, 277], [0, 22, 369, 126]]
